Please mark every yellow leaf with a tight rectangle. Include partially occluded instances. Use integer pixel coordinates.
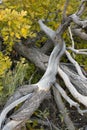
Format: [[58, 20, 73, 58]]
[[21, 28, 27, 38], [4, 36, 8, 41], [21, 10, 27, 16], [15, 33, 20, 39], [8, 21, 11, 26]]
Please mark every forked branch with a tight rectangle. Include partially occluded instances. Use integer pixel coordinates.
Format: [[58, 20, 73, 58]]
[[1, 1, 87, 129]]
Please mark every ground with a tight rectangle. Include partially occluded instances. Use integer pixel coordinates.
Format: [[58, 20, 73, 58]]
[[28, 90, 87, 130]]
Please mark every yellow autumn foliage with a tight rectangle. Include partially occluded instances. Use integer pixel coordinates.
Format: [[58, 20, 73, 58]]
[[0, 0, 80, 51], [0, 8, 30, 50]]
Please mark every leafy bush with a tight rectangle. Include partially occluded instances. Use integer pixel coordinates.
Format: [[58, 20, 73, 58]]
[[0, 8, 30, 50], [0, 58, 28, 105]]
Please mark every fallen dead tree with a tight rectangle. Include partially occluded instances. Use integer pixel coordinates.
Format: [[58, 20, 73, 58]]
[[0, 0, 87, 130]]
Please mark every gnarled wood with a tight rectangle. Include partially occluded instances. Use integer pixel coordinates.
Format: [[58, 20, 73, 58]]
[[1, 1, 87, 130]]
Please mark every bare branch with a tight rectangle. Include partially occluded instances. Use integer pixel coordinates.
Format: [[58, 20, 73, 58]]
[[1, 36, 65, 130], [53, 87, 75, 130], [60, 64, 87, 96], [0, 0, 2, 4], [68, 47, 87, 55], [37, 41, 65, 91], [58, 66, 87, 107], [0, 93, 33, 129], [76, 0, 87, 16], [14, 43, 48, 71], [38, 20, 55, 41], [4, 85, 38, 108], [68, 26, 75, 48], [65, 50, 86, 79], [71, 14, 87, 28], [54, 82, 87, 115], [1, 1, 87, 129], [62, 0, 69, 21], [72, 28, 87, 40], [54, 83, 79, 108], [2, 120, 22, 130]]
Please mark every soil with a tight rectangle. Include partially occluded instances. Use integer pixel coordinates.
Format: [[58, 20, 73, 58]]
[[33, 94, 87, 130]]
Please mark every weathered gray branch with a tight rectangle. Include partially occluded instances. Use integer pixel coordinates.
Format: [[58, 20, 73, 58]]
[[68, 47, 87, 55], [62, 0, 69, 21], [65, 50, 86, 79], [1, 1, 87, 129], [0, 0, 2, 4], [60, 64, 87, 96], [76, 0, 87, 16], [38, 20, 55, 41], [0, 93, 33, 129], [71, 14, 87, 28], [55, 82, 87, 115], [53, 87, 75, 130], [58, 66, 87, 107], [1, 38, 65, 130], [72, 28, 87, 40], [14, 43, 48, 71]]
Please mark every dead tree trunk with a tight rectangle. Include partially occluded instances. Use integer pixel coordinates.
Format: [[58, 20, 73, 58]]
[[0, 0, 87, 130]]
